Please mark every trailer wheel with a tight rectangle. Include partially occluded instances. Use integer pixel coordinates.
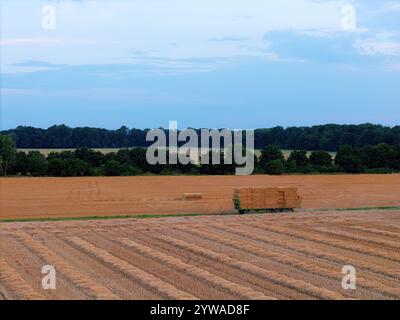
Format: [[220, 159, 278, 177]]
[[239, 209, 251, 214]]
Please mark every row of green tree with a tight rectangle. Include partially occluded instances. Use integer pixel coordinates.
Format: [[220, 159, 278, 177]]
[[259, 144, 400, 175], [1, 135, 399, 176], [2, 123, 400, 151]]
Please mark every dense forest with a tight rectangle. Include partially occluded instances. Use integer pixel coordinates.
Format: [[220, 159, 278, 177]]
[[1, 123, 399, 151]]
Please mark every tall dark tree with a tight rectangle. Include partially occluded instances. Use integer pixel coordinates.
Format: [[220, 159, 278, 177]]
[[102, 160, 124, 176], [13, 151, 29, 175], [47, 158, 67, 176], [358, 143, 400, 169], [24, 151, 48, 176], [287, 150, 309, 167], [260, 145, 284, 163], [335, 145, 363, 173], [309, 151, 333, 167], [0, 135, 17, 176], [63, 159, 91, 176], [75, 147, 105, 167], [264, 159, 285, 175], [259, 145, 285, 174]]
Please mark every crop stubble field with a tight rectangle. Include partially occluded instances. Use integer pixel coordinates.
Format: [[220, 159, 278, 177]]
[[1, 174, 400, 220], [1, 174, 399, 300], [0, 210, 399, 300]]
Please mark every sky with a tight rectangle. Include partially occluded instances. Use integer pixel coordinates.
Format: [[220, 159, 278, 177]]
[[0, 0, 399, 130]]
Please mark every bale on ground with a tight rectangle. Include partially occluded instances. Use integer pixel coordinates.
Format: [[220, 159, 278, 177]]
[[183, 193, 203, 200]]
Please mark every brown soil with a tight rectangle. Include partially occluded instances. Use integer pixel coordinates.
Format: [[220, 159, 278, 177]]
[[1, 174, 400, 220]]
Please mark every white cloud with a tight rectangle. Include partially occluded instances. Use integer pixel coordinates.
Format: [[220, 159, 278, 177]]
[[1, 0, 354, 69], [384, 2, 400, 12], [2, 0, 399, 74], [354, 33, 400, 56], [0, 37, 96, 46], [297, 27, 368, 38]]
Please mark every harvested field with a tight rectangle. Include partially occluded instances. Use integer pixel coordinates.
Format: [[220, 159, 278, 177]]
[[1, 174, 400, 220], [0, 210, 399, 300]]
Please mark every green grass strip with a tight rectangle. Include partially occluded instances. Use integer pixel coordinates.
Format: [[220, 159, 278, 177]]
[[1, 206, 399, 223], [335, 206, 400, 211], [0, 212, 234, 223]]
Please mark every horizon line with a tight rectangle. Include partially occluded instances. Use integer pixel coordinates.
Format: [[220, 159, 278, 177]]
[[1, 122, 398, 132]]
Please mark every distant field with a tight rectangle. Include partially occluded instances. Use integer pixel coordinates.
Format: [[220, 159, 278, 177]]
[[18, 148, 126, 156], [258, 150, 337, 159], [17, 148, 337, 159], [1, 174, 399, 220]]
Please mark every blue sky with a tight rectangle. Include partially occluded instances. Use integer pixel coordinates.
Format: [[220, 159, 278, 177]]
[[0, 0, 399, 130]]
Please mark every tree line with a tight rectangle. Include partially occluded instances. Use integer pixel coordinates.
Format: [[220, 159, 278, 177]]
[[2, 123, 400, 151], [259, 144, 399, 175], [1, 134, 399, 176]]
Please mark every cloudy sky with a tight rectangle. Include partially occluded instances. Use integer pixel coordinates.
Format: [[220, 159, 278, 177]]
[[1, 0, 399, 129]]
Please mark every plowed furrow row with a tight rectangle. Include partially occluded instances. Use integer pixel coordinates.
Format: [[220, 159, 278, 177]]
[[157, 235, 233, 264], [118, 238, 273, 300], [0, 259, 44, 300], [359, 224, 400, 233], [347, 226, 400, 240], [167, 231, 400, 299], [240, 223, 400, 263], [309, 227, 400, 250], [211, 225, 400, 280], [65, 236, 197, 300], [0, 286, 9, 300], [14, 233, 118, 300], [158, 234, 346, 299]]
